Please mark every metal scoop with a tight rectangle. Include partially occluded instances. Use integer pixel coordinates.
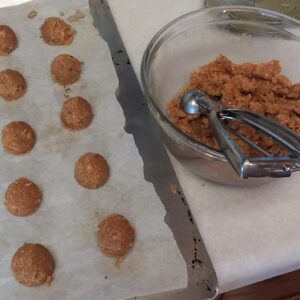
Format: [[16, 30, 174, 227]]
[[181, 89, 300, 179]]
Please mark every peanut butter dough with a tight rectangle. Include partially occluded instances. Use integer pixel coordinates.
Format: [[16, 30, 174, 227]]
[[168, 55, 300, 156], [11, 243, 55, 287], [51, 54, 81, 85], [5, 177, 42, 217], [98, 214, 135, 258], [0, 69, 26, 101], [60, 96, 93, 131], [74, 152, 109, 189], [2, 121, 36, 155], [41, 17, 75, 45], [0, 25, 17, 55]]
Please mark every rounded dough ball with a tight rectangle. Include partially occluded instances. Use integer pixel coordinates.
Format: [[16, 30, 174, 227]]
[[5, 177, 42, 217], [74, 152, 109, 189], [11, 243, 55, 287], [0, 69, 27, 101], [51, 54, 81, 85], [60, 96, 93, 131], [2, 121, 36, 155], [98, 214, 135, 258], [41, 17, 75, 45], [0, 25, 17, 55]]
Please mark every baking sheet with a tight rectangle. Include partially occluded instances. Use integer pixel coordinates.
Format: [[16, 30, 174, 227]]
[[0, 1, 187, 299], [107, 0, 300, 293]]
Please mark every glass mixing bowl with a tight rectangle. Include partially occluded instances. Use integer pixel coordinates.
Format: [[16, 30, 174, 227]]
[[141, 6, 300, 185]]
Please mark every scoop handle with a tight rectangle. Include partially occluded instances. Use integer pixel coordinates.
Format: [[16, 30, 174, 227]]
[[209, 108, 299, 178], [219, 109, 300, 158]]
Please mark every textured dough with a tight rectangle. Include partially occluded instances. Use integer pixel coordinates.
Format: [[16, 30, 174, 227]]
[[60, 96, 93, 131], [41, 17, 75, 45], [0, 25, 17, 55], [74, 152, 109, 189], [5, 177, 42, 217], [11, 243, 55, 287], [2, 121, 36, 155], [98, 214, 135, 258], [51, 54, 81, 85], [0, 69, 26, 101], [168, 55, 300, 156]]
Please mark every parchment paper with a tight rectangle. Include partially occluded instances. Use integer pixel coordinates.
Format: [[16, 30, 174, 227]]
[[0, 1, 188, 299], [107, 0, 300, 293]]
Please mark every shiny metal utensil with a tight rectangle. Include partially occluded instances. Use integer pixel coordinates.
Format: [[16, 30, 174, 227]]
[[181, 89, 300, 179]]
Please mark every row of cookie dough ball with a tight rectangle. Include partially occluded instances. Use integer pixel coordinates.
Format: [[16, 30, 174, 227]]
[[12, 214, 135, 287], [1, 97, 92, 156], [0, 53, 82, 102], [2, 16, 136, 287], [4, 153, 109, 218], [0, 17, 75, 57]]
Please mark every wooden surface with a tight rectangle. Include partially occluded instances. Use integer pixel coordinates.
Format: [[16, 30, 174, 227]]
[[222, 269, 300, 300]]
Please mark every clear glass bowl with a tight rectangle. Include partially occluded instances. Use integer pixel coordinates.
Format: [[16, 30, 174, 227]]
[[141, 6, 300, 185]]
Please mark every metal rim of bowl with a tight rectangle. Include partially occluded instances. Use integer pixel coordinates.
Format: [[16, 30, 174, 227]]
[[140, 5, 300, 163]]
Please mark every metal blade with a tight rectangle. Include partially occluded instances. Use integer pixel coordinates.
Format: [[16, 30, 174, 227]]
[[89, 1, 219, 299]]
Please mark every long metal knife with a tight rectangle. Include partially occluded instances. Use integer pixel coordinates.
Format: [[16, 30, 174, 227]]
[[89, 1, 219, 299]]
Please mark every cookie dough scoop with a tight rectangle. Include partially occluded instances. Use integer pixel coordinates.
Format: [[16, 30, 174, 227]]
[[181, 89, 300, 179]]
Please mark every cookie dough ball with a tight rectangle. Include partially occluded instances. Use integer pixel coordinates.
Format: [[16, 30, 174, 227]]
[[11, 243, 55, 287], [41, 17, 75, 45], [60, 96, 93, 131], [74, 152, 109, 189], [98, 214, 135, 258], [5, 177, 42, 217], [0, 25, 17, 55], [2, 121, 36, 155], [51, 54, 81, 85], [0, 69, 27, 101]]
